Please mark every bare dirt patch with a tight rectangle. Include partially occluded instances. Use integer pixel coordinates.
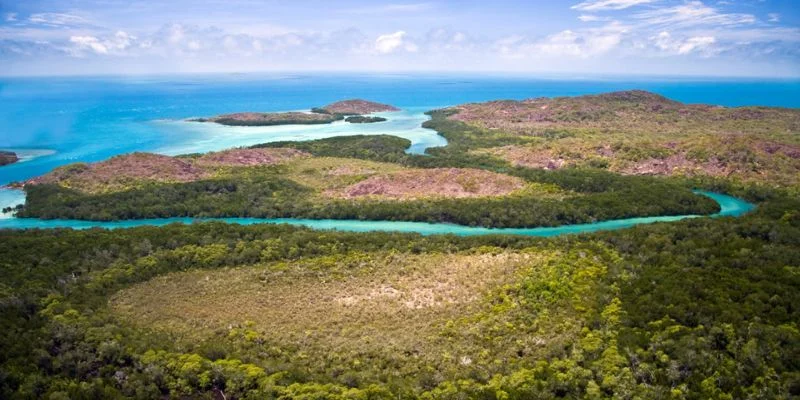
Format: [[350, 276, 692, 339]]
[[332, 168, 526, 200], [195, 148, 309, 167]]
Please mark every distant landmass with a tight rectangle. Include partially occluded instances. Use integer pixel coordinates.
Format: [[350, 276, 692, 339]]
[[0, 151, 19, 166], [319, 99, 399, 115], [193, 99, 397, 126]]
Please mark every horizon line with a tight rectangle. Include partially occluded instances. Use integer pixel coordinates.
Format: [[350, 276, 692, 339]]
[[2, 70, 800, 80]]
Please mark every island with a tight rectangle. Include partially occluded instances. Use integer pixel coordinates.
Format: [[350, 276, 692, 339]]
[[344, 115, 387, 123], [193, 99, 399, 126], [318, 99, 399, 114], [0, 150, 18, 166], [191, 111, 341, 126]]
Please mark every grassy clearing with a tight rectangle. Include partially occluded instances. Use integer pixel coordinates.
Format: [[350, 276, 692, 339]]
[[280, 156, 405, 191], [110, 252, 532, 357]]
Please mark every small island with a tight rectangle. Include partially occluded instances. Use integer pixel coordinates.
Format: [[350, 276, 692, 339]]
[[192, 111, 341, 126], [194, 99, 398, 126], [319, 99, 399, 115], [344, 116, 387, 123], [0, 150, 19, 166]]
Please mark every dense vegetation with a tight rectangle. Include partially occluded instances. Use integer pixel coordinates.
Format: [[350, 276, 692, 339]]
[[1, 191, 798, 398], [18, 155, 719, 227], [193, 112, 343, 127], [18, 174, 717, 227], [253, 135, 413, 163], [345, 116, 387, 123]]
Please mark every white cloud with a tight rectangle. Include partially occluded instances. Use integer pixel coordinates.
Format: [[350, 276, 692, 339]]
[[572, 0, 654, 11], [578, 15, 607, 22], [635, 1, 755, 28], [374, 31, 417, 54], [678, 36, 715, 54], [652, 31, 716, 55], [69, 36, 108, 54], [29, 13, 88, 27], [425, 28, 473, 51], [68, 31, 136, 56], [498, 22, 629, 59]]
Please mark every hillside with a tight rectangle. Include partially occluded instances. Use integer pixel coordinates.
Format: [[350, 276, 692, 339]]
[[427, 90, 800, 186]]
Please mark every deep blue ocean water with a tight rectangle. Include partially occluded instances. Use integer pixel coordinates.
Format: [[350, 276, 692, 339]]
[[1, 73, 798, 186]]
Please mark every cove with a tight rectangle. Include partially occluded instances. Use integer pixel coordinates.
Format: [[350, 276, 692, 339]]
[[0, 191, 754, 237]]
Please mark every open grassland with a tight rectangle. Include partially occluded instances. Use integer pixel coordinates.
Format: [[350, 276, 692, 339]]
[[279, 156, 405, 192], [111, 252, 532, 359]]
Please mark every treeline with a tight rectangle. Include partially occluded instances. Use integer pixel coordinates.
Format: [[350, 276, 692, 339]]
[[344, 116, 387, 123], [19, 175, 718, 228], [252, 134, 413, 163], [0, 194, 798, 398]]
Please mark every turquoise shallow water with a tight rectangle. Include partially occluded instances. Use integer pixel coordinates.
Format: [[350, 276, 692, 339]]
[[0, 191, 755, 236]]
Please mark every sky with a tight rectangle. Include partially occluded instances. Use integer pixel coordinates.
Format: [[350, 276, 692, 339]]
[[0, 0, 798, 77]]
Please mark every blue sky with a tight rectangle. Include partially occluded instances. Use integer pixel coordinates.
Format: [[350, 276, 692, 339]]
[[0, 0, 798, 76]]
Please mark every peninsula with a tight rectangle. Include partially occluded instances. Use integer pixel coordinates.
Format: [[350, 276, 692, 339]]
[[193, 99, 397, 126]]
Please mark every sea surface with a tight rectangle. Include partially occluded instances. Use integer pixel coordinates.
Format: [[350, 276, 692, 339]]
[[0, 74, 792, 230]]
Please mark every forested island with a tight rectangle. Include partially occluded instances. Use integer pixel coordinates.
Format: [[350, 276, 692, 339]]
[[344, 115, 387, 123], [2, 90, 799, 399], [0, 150, 18, 166], [193, 99, 397, 126]]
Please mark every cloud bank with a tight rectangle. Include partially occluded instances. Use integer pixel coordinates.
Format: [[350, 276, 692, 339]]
[[0, 0, 797, 77]]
